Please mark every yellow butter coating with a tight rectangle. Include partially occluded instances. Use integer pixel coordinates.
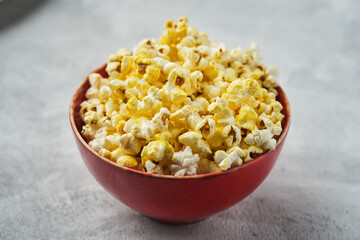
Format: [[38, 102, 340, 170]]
[[80, 17, 284, 175]]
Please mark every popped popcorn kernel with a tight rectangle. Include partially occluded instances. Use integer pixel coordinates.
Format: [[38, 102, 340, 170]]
[[214, 146, 245, 170], [178, 131, 212, 154], [141, 132, 174, 167], [171, 146, 200, 176], [80, 17, 284, 175], [117, 155, 138, 168]]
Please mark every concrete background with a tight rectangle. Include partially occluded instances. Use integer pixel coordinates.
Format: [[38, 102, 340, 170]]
[[1, 0, 359, 239]]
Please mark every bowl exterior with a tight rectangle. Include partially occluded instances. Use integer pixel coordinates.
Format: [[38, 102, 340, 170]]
[[72, 126, 287, 224], [70, 64, 290, 224]]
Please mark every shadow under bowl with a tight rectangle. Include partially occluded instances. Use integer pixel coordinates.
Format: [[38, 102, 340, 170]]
[[69, 64, 291, 224]]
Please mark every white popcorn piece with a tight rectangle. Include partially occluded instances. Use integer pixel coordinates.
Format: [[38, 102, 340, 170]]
[[170, 146, 200, 176], [145, 160, 164, 174], [244, 113, 282, 150], [244, 129, 276, 150], [264, 66, 279, 89], [214, 146, 245, 171], [118, 133, 142, 155], [259, 113, 282, 136], [130, 107, 171, 141]]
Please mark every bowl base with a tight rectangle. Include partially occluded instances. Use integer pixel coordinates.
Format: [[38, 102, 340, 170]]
[[146, 215, 206, 225]]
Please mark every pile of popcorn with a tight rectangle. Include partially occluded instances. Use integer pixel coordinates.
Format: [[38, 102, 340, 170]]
[[80, 17, 284, 176]]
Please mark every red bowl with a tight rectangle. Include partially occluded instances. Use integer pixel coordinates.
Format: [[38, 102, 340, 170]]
[[69, 64, 291, 224]]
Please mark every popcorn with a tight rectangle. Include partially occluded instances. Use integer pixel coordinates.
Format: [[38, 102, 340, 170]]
[[178, 131, 212, 154], [170, 105, 192, 128], [178, 47, 208, 71], [222, 124, 241, 147], [110, 148, 126, 161], [259, 113, 282, 136], [118, 133, 142, 155], [208, 98, 235, 126], [244, 113, 282, 151], [141, 132, 174, 166], [80, 17, 284, 175], [244, 145, 264, 162], [170, 146, 200, 176], [214, 146, 245, 170], [89, 133, 118, 152], [130, 107, 170, 141], [236, 104, 258, 131], [224, 78, 263, 110], [167, 68, 192, 95], [198, 158, 222, 174], [190, 96, 209, 115], [263, 66, 279, 89], [125, 95, 163, 119], [195, 116, 216, 139], [244, 129, 276, 150], [107, 48, 133, 79], [117, 155, 138, 168], [145, 160, 164, 174]]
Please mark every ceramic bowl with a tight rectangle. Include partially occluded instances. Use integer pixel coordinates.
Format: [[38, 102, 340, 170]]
[[69, 64, 291, 224]]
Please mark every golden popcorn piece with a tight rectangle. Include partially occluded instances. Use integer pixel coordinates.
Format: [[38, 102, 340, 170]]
[[244, 145, 264, 162], [130, 107, 171, 141], [168, 127, 188, 152], [224, 78, 262, 110], [106, 48, 133, 80], [178, 131, 212, 154], [186, 110, 203, 131], [244, 112, 283, 151], [133, 39, 158, 59], [224, 68, 236, 82], [212, 44, 231, 65], [85, 73, 109, 99], [170, 87, 187, 107], [99, 149, 112, 159], [143, 65, 161, 84], [141, 132, 174, 166], [110, 148, 126, 161], [208, 98, 235, 126], [170, 105, 192, 128], [167, 68, 192, 95], [204, 61, 223, 80], [236, 104, 259, 131], [190, 96, 209, 115], [207, 127, 226, 149], [178, 47, 208, 71], [80, 17, 284, 175], [125, 95, 163, 119], [117, 155, 138, 168], [198, 158, 222, 174]]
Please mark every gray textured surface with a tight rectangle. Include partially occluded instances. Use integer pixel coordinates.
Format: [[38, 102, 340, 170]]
[[1, 0, 360, 239]]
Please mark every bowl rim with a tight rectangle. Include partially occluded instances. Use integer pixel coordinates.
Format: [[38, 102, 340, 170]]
[[69, 63, 291, 180]]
